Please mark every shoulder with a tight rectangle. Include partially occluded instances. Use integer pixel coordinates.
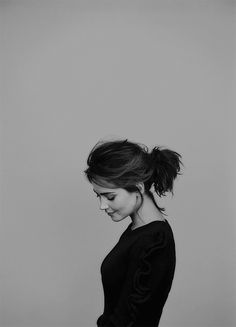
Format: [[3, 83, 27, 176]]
[[129, 228, 169, 260]]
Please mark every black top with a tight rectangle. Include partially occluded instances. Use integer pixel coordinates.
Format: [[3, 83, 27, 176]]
[[97, 219, 176, 327]]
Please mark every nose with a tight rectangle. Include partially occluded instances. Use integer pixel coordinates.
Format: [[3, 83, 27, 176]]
[[99, 197, 109, 210]]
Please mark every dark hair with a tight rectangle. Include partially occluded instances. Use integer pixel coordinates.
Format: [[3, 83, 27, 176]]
[[84, 139, 183, 213]]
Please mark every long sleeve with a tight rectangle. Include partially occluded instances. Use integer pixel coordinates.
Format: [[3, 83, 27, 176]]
[[97, 228, 176, 327]]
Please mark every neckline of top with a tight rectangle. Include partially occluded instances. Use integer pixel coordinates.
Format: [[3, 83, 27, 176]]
[[128, 219, 168, 233]]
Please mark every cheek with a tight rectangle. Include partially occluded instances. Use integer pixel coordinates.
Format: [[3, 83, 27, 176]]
[[118, 196, 137, 213]]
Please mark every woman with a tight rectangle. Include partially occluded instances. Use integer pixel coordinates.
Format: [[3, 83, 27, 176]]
[[84, 139, 183, 327]]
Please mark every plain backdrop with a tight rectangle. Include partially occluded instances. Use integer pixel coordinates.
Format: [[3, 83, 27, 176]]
[[1, 1, 236, 327]]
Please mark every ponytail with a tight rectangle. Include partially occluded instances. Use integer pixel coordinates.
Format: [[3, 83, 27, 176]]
[[149, 147, 182, 197]]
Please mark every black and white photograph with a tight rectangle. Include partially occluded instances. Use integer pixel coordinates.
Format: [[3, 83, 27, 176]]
[[1, 1, 235, 327]]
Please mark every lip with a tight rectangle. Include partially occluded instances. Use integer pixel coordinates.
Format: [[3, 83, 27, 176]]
[[106, 211, 116, 215]]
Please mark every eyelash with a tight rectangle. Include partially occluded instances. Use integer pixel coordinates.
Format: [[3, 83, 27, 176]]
[[96, 194, 115, 201]]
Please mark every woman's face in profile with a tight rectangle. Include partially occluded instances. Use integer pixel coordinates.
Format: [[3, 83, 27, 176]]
[[91, 182, 140, 222]]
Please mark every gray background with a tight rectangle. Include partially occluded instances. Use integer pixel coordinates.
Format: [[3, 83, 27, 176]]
[[1, 1, 236, 326]]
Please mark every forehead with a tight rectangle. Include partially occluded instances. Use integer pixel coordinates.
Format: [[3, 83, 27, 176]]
[[91, 181, 119, 193]]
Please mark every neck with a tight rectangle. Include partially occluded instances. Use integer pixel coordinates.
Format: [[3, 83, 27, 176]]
[[130, 193, 165, 229]]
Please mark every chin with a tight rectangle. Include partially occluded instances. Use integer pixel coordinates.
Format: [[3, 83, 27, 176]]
[[111, 218, 120, 222], [110, 215, 121, 221], [111, 214, 128, 222]]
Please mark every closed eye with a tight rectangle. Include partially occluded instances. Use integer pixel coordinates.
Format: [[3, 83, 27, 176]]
[[107, 197, 115, 201], [95, 194, 115, 201]]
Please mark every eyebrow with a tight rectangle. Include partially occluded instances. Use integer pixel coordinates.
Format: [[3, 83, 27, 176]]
[[93, 190, 116, 196]]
